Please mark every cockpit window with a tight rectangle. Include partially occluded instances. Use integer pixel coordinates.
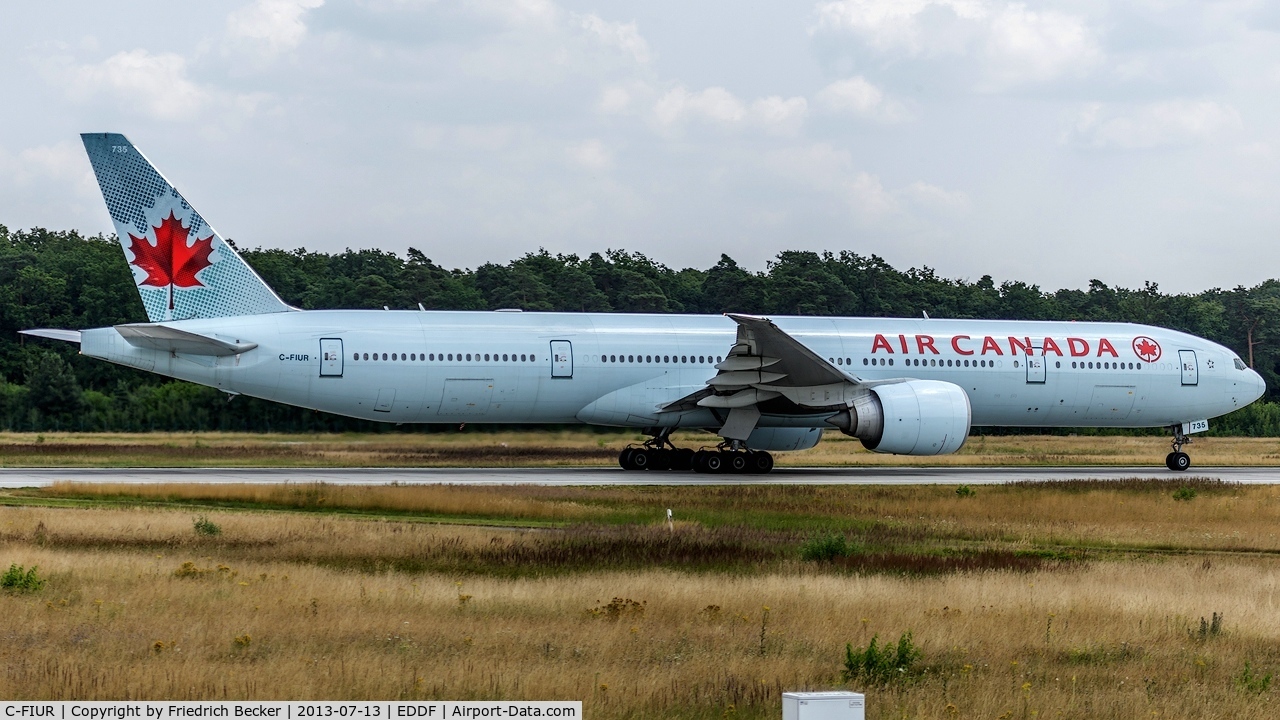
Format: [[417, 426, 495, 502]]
[[1234, 357, 1248, 371]]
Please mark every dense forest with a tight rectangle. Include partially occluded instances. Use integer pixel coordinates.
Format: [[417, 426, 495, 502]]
[[4, 224, 1280, 435]]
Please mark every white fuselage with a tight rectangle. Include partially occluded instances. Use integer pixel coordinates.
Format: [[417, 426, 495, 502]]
[[78, 310, 1265, 430]]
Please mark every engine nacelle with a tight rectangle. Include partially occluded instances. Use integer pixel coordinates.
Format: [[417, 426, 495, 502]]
[[828, 380, 971, 456]]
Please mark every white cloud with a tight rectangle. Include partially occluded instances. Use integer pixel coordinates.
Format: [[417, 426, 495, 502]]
[[0, 142, 92, 188], [817, 76, 910, 122], [813, 0, 1102, 89], [227, 0, 324, 55], [654, 86, 746, 125], [1067, 101, 1243, 150], [599, 85, 633, 114], [471, 0, 559, 28], [568, 139, 612, 170], [63, 50, 208, 121], [981, 4, 1101, 89], [653, 87, 808, 133], [576, 13, 650, 64], [814, 0, 985, 55], [764, 143, 969, 221], [750, 96, 809, 134], [410, 124, 531, 153], [902, 181, 969, 213]]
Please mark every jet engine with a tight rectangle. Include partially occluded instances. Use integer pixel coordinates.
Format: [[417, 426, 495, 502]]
[[827, 380, 971, 455]]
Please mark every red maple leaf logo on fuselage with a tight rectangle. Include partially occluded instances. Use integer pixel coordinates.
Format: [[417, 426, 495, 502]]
[[1132, 336, 1162, 363], [128, 211, 215, 309]]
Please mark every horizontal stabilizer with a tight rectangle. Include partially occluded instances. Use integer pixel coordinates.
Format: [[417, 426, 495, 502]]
[[114, 323, 257, 356], [20, 329, 83, 344]]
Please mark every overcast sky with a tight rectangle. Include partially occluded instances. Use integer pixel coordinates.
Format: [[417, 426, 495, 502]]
[[3, 0, 1279, 294]]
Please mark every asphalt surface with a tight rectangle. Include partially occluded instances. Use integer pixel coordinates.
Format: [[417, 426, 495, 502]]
[[1, 466, 1279, 487]]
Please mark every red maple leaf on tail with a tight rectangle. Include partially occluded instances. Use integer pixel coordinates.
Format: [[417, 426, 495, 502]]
[[128, 211, 215, 309]]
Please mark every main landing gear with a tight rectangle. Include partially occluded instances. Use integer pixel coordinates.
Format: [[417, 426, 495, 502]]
[[618, 432, 774, 474], [1166, 425, 1192, 472]]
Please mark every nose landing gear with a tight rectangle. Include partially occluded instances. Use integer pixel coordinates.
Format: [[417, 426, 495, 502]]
[[1165, 425, 1192, 471]]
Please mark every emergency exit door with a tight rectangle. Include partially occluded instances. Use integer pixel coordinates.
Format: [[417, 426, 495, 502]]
[[550, 340, 573, 378], [1025, 347, 1046, 384], [320, 338, 343, 377], [1179, 350, 1198, 386]]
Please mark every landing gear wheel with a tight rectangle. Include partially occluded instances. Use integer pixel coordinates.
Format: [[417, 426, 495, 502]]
[[619, 447, 637, 470], [695, 450, 725, 474], [727, 452, 749, 474], [648, 448, 672, 471], [1166, 451, 1191, 471], [631, 448, 652, 470], [671, 448, 695, 471], [748, 451, 774, 474]]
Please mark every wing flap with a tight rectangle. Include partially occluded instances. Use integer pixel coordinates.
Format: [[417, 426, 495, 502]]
[[660, 314, 866, 415]]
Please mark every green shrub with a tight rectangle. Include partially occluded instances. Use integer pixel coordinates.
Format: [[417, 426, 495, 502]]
[[1191, 612, 1224, 641], [1236, 660, 1272, 694], [842, 631, 922, 685], [800, 533, 850, 562], [193, 515, 222, 536], [1, 564, 45, 592], [1173, 486, 1197, 501], [955, 485, 976, 498]]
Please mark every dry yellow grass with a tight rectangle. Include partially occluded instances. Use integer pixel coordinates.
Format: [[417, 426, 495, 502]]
[[3, 430, 1280, 467], [34, 480, 1280, 554], [2, 505, 1280, 716], [38, 480, 608, 524]]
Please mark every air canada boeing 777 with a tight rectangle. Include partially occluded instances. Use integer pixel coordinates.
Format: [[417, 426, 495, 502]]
[[20, 134, 1267, 473]]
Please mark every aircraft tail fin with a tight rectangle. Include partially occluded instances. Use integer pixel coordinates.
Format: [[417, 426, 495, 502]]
[[80, 133, 291, 322]]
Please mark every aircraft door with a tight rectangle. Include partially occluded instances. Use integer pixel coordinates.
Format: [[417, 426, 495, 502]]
[[1025, 346, 1045, 384], [320, 338, 343, 377], [1180, 350, 1199, 386], [551, 340, 573, 378], [374, 388, 396, 412]]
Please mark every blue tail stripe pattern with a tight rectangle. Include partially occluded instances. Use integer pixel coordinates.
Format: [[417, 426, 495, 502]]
[[81, 133, 290, 322]]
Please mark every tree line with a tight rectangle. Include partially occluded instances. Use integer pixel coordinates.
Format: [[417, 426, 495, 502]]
[[3, 224, 1280, 435]]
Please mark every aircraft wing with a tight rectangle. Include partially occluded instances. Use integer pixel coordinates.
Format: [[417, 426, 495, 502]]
[[661, 313, 869, 413], [114, 323, 258, 356]]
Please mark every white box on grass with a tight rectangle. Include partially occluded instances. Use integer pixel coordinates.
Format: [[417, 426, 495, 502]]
[[781, 691, 865, 720]]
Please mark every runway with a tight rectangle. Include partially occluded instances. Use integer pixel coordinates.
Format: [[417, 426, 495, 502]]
[[2, 465, 1279, 487]]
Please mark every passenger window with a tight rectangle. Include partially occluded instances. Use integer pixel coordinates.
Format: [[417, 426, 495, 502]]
[[863, 358, 868, 366], [353, 353, 358, 361]]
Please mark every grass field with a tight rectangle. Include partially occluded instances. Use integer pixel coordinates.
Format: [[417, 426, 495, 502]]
[[3, 430, 1280, 467], [4, 480, 1280, 716]]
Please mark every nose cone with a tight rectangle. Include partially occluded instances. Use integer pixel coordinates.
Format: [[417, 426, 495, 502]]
[[1248, 368, 1267, 404]]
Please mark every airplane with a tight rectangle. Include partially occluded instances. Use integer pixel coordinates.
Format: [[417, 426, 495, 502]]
[[19, 133, 1267, 474]]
